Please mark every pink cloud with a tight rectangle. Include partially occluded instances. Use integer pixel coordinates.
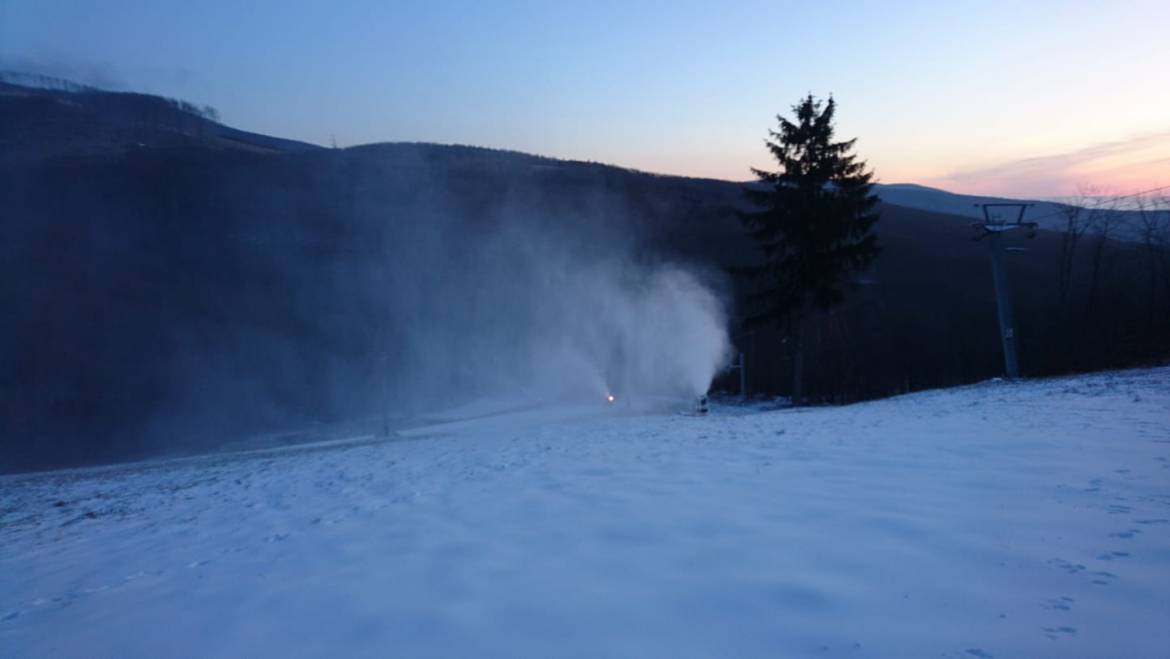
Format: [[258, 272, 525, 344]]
[[927, 130, 1170, 197]]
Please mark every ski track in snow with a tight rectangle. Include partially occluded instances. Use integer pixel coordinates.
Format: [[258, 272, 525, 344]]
[[2, 369, 1169, 658]]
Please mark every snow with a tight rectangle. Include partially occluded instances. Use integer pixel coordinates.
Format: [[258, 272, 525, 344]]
[[3, 368, 1169, 658]]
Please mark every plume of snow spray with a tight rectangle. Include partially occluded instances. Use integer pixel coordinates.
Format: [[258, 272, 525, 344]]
[[382, 206, 732, 413], [569, 263, 731, 402]]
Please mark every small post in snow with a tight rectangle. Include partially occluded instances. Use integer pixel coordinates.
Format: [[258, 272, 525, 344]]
[[738, 351, 747, 401], [724, 349, 747, 401]]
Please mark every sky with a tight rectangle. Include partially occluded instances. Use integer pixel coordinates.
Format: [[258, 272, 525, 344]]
[[2, 0, 1169, 197]]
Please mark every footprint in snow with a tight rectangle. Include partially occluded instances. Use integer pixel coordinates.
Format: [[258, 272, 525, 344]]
[[1089, 570, 1117, 586], [1042, 626, 1077, 639], [1046, 558, 1086, 575], [1042, 596, 1074, 611], [1109, 528, 1142, 539]]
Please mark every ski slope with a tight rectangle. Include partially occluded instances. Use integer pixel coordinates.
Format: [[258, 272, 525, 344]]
[[2, 369, 1169, 658]]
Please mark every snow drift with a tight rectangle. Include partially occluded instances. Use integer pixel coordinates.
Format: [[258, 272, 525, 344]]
[[4, 368, 1168, 657]]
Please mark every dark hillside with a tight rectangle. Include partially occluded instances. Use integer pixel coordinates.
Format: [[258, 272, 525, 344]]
[[735, 203, 1165, 401], [2, 83, 1166, 472], [0, 79, 319, 165]]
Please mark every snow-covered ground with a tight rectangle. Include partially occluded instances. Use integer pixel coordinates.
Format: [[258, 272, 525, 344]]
[[3, 369, 1169, 658]]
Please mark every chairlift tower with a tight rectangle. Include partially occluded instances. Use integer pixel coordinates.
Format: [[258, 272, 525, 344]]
[[974, 203, 1037, 380]]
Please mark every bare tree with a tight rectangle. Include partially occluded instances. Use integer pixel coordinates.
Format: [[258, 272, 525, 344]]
[[1057, 186, 1109, 320], [1055, 202, 1082, 309], [1158, 194, 1170, 323], [1084, 196, 1123, 318], [1134, 192, 1170, 328], [1053, 184, 1102, 310]]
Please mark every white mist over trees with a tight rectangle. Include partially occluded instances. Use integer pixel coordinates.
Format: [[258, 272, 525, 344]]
[[2, 127, 744, 470], [371, 195, 731, 412]]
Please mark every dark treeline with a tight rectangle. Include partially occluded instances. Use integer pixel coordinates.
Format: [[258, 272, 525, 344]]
[[2, 85, 1167, 471], [720, 203, 1170, 401]]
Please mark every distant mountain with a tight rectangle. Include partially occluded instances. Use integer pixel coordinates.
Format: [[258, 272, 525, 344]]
[[873, 183, 1062, 222], [0, 71, 1152, 240], [873, 182, 1151, 241]]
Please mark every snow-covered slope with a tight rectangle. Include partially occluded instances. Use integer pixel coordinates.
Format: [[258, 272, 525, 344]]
[[3, 369, 1169, 658]]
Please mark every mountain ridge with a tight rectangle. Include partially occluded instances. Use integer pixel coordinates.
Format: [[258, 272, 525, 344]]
[[1, 72, 1125, 224]]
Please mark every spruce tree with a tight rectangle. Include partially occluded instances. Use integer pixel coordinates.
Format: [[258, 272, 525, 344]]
[[739, 94, 880, 403]]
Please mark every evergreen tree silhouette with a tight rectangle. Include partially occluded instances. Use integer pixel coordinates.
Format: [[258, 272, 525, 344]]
[[739, 95, 880, 402]]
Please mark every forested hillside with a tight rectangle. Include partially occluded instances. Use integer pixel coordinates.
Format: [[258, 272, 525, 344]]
[[3, 83, 1166, 471]]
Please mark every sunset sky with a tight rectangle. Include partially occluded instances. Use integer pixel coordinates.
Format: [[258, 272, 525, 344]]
[[3, 0, 1168, 197]]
